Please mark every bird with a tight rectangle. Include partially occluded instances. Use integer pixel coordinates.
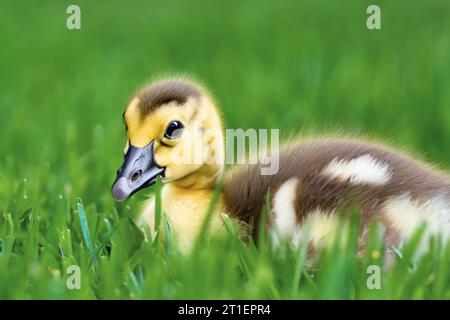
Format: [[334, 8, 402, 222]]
[[112, 77, 450, 255]]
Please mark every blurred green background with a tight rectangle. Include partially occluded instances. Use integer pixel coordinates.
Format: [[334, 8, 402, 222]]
[[0, 0, 449, 299]]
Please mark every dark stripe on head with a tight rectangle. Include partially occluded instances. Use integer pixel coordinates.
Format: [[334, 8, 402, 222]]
[[136, 78, 202, 117]]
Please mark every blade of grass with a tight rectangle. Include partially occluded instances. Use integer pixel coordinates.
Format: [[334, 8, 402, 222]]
[[76, 199, 98, 273]]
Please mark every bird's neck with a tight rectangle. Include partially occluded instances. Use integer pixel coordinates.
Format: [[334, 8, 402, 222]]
[[161, 180, 224, 252], [160, 103, 226, 251], [171, 163, 224, 189]]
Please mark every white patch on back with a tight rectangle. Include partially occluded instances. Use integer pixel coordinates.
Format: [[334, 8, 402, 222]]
[[273, 178, 298, 238], [323, 153, 392, 185], [383, 194, 450, 256]]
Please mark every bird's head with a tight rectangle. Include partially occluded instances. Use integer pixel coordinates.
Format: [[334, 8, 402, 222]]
[[112, 78, 224, 201]]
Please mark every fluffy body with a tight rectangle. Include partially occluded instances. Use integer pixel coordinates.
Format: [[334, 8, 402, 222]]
[[224, 139, 450, 253], [120, 77, 450, 255]]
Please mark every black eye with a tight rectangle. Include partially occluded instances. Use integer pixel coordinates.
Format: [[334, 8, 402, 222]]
[[164, 120, 184, 139]]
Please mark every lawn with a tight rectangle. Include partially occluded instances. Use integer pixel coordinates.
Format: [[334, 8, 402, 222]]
[[0, 0, 449, 299]]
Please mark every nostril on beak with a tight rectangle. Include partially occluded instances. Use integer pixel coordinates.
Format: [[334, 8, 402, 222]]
[[130, 170, 142, 182]]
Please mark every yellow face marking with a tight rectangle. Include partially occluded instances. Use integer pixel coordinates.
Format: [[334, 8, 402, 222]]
[[134, 106, 186, 145], [123, 94, 224, 186], [124, 97, 200, 148], [124, 98, 156, 147], [123, 97, 201, 178]]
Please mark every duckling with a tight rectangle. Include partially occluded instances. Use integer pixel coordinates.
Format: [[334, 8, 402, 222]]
[[112, 77, 450, 255]]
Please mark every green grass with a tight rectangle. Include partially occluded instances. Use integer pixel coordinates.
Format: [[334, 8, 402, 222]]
[[1, 0, 450, 299]]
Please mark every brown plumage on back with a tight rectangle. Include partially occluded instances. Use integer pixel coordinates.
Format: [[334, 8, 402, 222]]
[[223, 138, 450, 250]]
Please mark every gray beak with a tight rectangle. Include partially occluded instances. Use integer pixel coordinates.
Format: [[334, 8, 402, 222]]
[[111, 140, 165, 202]]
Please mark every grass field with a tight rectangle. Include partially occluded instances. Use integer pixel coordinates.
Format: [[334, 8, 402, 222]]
[[0, 0, 449, 299]]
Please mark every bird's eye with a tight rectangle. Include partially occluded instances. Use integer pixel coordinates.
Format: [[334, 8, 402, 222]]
[[164, 120, 184, 139]]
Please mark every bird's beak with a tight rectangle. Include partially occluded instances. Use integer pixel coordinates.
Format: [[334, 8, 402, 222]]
[[111, 140, 165, 202]]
